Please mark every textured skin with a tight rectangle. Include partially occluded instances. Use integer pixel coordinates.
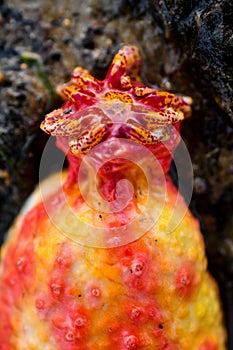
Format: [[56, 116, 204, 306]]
[[0, 173, 226, 349], [0, 46, 226, 349]]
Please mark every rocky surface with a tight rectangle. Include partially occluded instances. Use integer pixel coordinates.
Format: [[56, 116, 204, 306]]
[[0, 0, 232, 346]]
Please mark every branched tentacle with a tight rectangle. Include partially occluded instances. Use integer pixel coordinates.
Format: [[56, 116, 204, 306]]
[[69, 124, 110, 155], [106, 46, 142, 89], [121, 121, 170, 145], [40, 45, 193, 157]]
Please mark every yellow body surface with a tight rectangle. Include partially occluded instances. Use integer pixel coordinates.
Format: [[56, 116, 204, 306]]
[[0, 170, 226, 349]]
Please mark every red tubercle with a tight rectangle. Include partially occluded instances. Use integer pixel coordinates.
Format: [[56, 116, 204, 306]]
[[76, 284, 102, 310], [175, 265, 195, 298], [125, 301, 146, 325], [64, 330, 76, 342], [55, 243, 74, 270], [119, 251, 156, 291], [74, 315, 88, 328], [125, 299, 163, 327], [49, 276, 65, 300], [15, 256, 27, 273], [86, 284, 101, 299], [130, 254, 148, 276], [109, 324, 141, 350], [69, 306, 88, 329], [35, 294, 57, 323], [147, 303, 163, 324], [123, 333, 140, 350], [35, 297, 47, 310], [56, 254, 72, 270]]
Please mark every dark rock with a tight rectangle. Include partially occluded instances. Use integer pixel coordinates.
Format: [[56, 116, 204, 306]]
[[149, 0, 233, 119]]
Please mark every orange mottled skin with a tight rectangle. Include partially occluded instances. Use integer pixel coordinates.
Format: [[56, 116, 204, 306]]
[[0, 46, 226, 349]]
